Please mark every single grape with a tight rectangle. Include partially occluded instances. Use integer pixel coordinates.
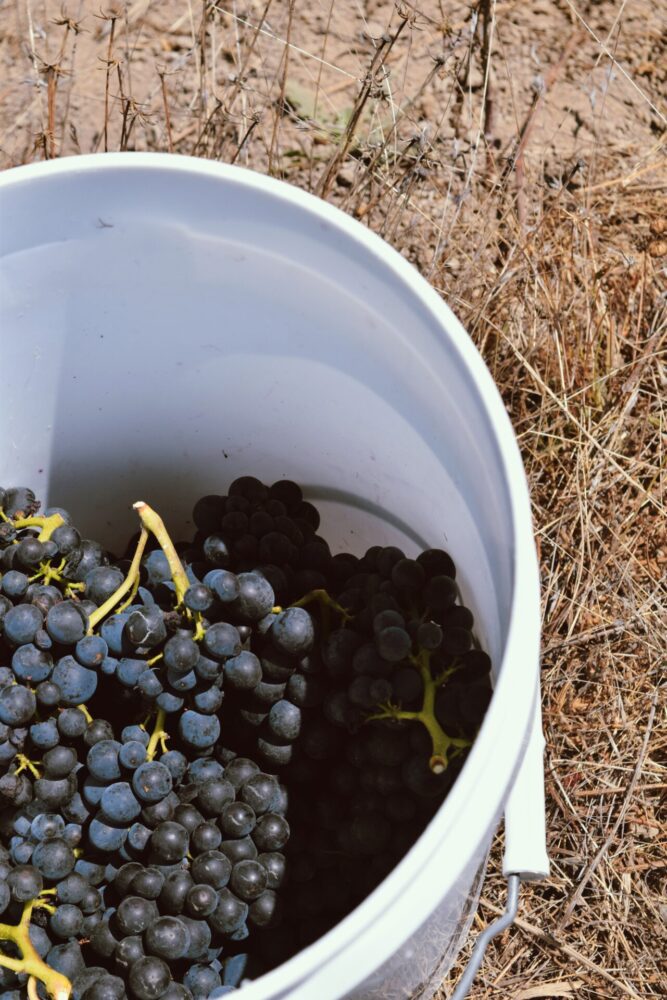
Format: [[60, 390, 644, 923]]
[[115, 896, 158, 936], [127, 868, 165, 902], [132, 762, 173, 804], [49, 523, 81, 555], [270, 608, 314, 655], [46, 600, 88, 644], [144, 915, 189, 960], [152, 752, 183, 787], [114, 935, 145, 975], [0, 684, 36, 727], [57, 707, 88, 739], [229, 859, 268, 901], [88, 818, 128, 853], [183, 964, 221, 999], [8, 865, 43, 901], [417, 548, 456, 579], [2, 604, 43, 645], [191, 822, 222, 855], [51, 655, 97, 705], [139, 670, 164, 699], [203, 534, 232, 567], [184, 584, 213, 612], [118, 657, 149, 688], [252, 813, 289, 852], [87, 740, 122, 782], [120, 741, 148, 771], [192, 685, 223, 715], [267, 700, 302, 742], [149, 822, 189, 864], [190, 850, 231, 889], [81, 974, 126, 1000], [158, 871, 194, 915], [209, 888, 248, 935], [202, 623, 241, 661], [85, 566, 125, 605], [178, 711, 220, 750], [163, 633, 199, 675], [46, 940, 86, 981], [50, 903, 84, 939], [248, 889, 280, 928], [187, 758, 224, 784], [185, 883, 217, 918], [56, 872, 88, 905], [223, 650, 262, 691], [2, 569, 30, 598], [196, 778, 235, 817], [128, 956, 171, 1000], [219, 801, 256, 839], [127, 822, 152, 853], [32, 839, 75, 879], [258, 851, 286, 890], [30, 813, 65, 842], [30, 723, 58, 762], [100, 782, 142, 824], [12, 643, 53, 684]]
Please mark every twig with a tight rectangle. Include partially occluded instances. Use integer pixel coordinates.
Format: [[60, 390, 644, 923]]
[[268, 0, 295, 176], [479, 898, 644, 999], [318, 16, 409, 199], [557, 687, 659, 928], [158, 70, 174, 152], [503, 30, 581, 230]]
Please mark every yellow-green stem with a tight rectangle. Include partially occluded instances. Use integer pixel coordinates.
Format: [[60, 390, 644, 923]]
[[292, 588, 352, 623], [11, 513, 65, 542], [87, 527, 149, 632], [146, 708, 169, 761], [133, 502, 190, 608], [367, 650, 470, 774], [0, 899, 71, 999], [14, 754, 41, 779], [76, 703, 93, 724]]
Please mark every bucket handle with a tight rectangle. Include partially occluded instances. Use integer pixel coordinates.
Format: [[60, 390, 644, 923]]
[[448, 691, 550, 999]]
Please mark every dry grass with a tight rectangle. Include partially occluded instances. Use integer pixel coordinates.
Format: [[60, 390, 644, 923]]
[[1, 0, 665, 996]]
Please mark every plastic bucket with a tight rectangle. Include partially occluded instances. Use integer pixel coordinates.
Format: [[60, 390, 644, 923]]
[[0, 154, 547, 999]]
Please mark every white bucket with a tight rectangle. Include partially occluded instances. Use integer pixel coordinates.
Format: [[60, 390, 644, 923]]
[[0, 154, 548, 999]]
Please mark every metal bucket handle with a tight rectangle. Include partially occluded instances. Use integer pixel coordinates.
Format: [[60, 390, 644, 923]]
[[450, 692, 550, 999]]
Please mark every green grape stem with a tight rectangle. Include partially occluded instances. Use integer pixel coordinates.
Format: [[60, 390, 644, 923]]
[[368, 650, 470, 774], [132, 502, 190, 609], [146, 708, 169, 761], [0, 898, 72, 999], [292, 588, 352, 623], [87, 527, 149, 633], [10, 512, 65, 542]]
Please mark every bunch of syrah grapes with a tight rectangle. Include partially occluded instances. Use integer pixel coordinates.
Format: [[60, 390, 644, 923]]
[[0, 481, 492, 999]]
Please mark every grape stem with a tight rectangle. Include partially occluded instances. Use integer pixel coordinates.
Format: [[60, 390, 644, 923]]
[[30, 557, 67, 587], [77, 703, 94, 724], [9, 512, 65, 542], [290, 587, 354, 636], [14, 754, 42, 778], [367, 650, 470, 774], [0, 897, 71, 999], [132, 502, 190, 609], [87, 527, 149, 633], [146, 708, 169, 761]]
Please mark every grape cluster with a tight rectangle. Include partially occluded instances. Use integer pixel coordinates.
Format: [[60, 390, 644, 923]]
[[0, 481, 492, 998]]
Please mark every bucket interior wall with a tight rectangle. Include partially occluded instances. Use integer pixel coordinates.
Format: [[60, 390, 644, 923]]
[[1, 166, 514, 672]]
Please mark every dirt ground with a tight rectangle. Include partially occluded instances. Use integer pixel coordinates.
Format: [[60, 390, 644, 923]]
[[1, 1, 666, 998]]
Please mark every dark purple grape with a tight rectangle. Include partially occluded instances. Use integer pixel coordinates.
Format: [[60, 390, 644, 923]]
[[128, 956, 171, 1000]]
